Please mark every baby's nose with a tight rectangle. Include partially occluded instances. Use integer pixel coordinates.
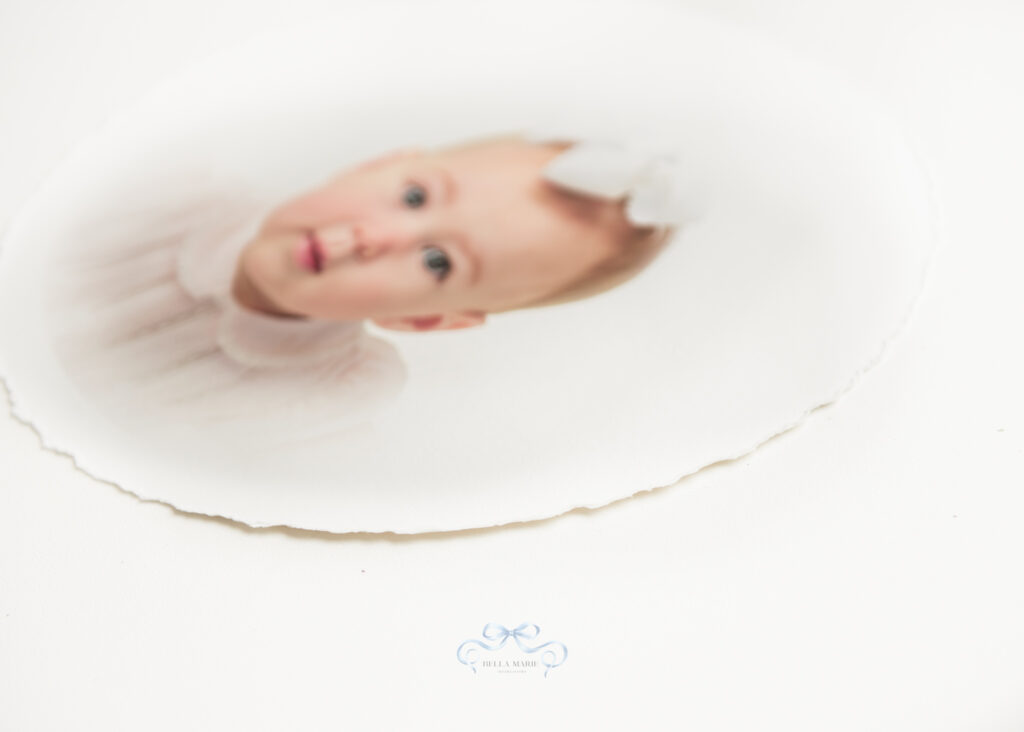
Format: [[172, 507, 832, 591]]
[[314, 223, 359, 263], [351, 224, 417, 259], [312, 222, 416, 265]]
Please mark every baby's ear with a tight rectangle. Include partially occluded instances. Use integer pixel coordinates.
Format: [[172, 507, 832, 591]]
[[372, 311, 486, 332]]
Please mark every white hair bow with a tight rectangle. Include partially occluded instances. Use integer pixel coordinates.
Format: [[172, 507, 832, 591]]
[[536, 138, 689, 229]]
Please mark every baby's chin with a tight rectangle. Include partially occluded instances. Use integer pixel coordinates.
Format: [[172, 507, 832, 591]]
[[234, 241, 302, 312]]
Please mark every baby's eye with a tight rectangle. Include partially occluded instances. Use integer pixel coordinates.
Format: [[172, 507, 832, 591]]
[[421, 245, 452, 282], [403, 183, 428, 209]]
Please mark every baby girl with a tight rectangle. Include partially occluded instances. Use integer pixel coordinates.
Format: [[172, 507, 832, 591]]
[[231, 134, 673, 331], [45, 132, 679, 442]]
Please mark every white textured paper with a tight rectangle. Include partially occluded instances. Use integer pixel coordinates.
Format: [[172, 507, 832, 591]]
[[0, 0, 936, 533]]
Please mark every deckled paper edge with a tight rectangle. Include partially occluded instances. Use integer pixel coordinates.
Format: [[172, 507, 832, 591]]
[[1, 142, 939, 536]]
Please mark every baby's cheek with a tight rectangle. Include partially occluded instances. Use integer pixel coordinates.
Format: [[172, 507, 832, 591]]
[[263, 196, 318, 229], [330, 269, 409, 310], [265, 187, 363, 231]]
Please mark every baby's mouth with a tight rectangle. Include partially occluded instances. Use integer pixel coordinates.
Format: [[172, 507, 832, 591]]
[[307, 230, 324, 273]]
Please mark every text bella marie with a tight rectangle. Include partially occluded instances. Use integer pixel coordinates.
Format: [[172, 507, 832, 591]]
[[481, 659, 538, 668]]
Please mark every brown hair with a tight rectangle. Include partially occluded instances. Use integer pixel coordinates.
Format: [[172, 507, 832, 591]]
[[438, 133, 675, 312], [500, 185, 674, 311], [521, 219, 672, 310]]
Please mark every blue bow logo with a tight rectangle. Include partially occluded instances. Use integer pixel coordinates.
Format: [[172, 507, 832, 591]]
[[457, 623, 568, 677]]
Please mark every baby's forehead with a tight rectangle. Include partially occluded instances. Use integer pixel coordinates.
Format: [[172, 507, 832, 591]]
[[429, 138, 551, 172]]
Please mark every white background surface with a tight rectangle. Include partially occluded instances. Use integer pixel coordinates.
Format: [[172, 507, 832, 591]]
[[1, 0, 1022, 729]]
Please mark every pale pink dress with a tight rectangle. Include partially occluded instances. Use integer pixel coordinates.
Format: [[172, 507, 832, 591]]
[[42, 176, 405, 447]]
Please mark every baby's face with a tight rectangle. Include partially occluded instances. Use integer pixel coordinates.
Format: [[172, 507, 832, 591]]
[[235, 137, 621, 329]]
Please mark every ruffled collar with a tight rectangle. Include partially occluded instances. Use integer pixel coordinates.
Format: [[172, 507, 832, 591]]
[[175, 194, 365, 370]]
